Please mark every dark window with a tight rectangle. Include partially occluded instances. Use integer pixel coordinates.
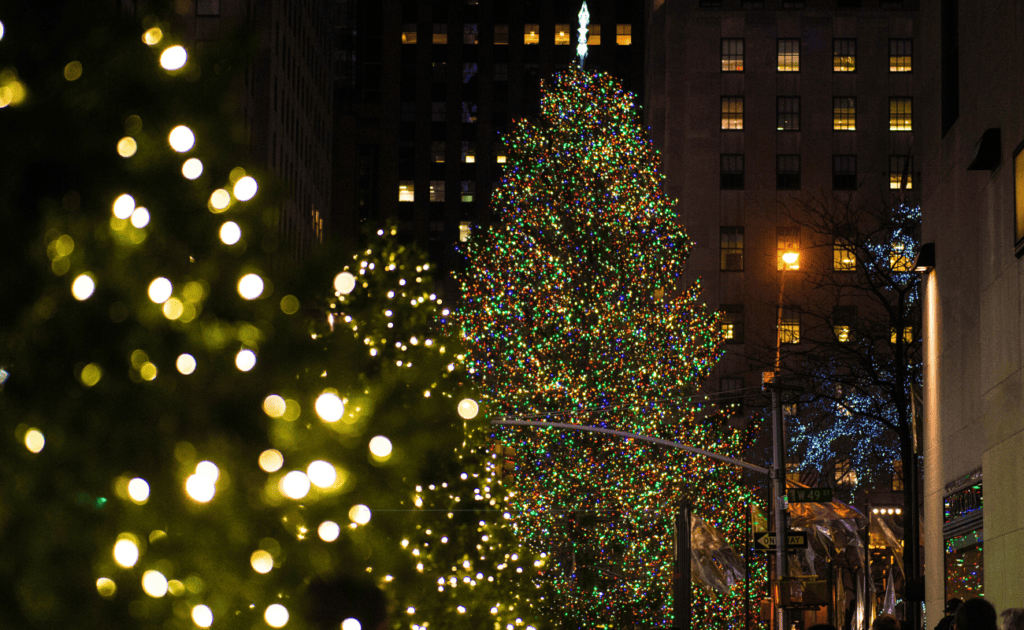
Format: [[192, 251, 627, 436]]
[[834, 39, 856, 72], [777, 97, 800, 131], [196, 0, 220, 16], [777, 155, 800, 190], [833, 155, 857, 190], [833, 305, 858, 343], [721, 154, 744, 190], [722, 39, 744, 72], [720, 227, 744, 271], [720, 305, 744, 344]]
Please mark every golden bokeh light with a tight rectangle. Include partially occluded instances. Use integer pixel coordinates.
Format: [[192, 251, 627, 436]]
[[142, 27, 163, 46], [71, 274, 96, 300], [280, 295, 300, 315], [130, 207, 150, 228], [185, 474, 215, 503], [140, 362, 158, 381], [96, 577, 117, 598], [0, 77, 26, 108], [280, 471, 311, 499], [63, 61, 83, 81], [168, 125, 195, 152], [349, 504, 372, 525], [258, 449, 284, 473], [262, 395, 286, 418], [457, 398, 480, 420], [342, 619, 362, 630], [233, 176, 258, 201], [237, 273, 264, 300], [24, 428, 45, 454], [235, 349, 257, 372], [117, 136, 137, 157], [195, 460, 220, 482], [163, 297, 184, 320], [141, 570, 168, 598], [369, 436, 393, 460], [318, 521, 341, 542], [182, 157, 203, 180], [314, 392, 344, 423], [192, 604, 214, 628], [80, 363, 102, 387], [160, 45, 187, 70], [306, 460, 337, 488], [250, 549, 274, 574], [148, 277, 173, 304], [334, 271, 357, 295], [113, 537, 140, 568], [219, 221, 241, 245], [264, 604, 289, 628], [112, 193, 135, 219], [176, 354, 197, 375], [209, 189, 231, 211], [127, 478, 150, 504]]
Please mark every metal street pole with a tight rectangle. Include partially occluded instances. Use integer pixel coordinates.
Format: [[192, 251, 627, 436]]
[[771, 383, 789, 630], [674, 503, 693, 630]]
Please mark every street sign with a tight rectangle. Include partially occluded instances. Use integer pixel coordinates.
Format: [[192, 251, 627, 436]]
[[787, 487, 833, 503], [753, 531, 808, 551]]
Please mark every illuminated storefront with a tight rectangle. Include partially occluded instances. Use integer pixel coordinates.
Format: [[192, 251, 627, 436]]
[[942, 469, 983, 599]]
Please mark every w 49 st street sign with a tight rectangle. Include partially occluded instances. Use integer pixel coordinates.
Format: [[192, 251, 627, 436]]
[[753, 531, 808, 551]]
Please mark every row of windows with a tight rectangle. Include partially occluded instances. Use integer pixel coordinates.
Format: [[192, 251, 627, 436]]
[[402, 24, 632, 46], [718, 303, 913, 347], [721, 96, 912, 132], [719, 154, 913, 191], [718, 226, 916, 273], [721, 38, 912, 73], [399, 181, 478, 203]]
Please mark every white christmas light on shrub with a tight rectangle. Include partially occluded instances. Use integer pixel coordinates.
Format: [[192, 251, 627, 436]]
[[130, 207, 150, 228], [160, 45, 187, 70], [250, 550, 274, 574], [349, 504, 372, 525], [148, 277, 172, 304], [342, 619, 362, 630], [95, 577, 117, 598], [176, 354, 196, 375], [262, 395, 286, 418], [457, 398, 479, 419], [191, 604, 213, 628], [209, 189, 231, 211], [280, 471, 311, 499], [334, 271, 357, 295], [168, 125, 195, 153], [235, 349, 256, 372], [117, 136, 137, 158], [219, 221, 241, 245], [259, 449, 284, 473], [264, 604, 289, 628], [195, 461, 219, 482], [127, 478, 150, 504], [233, 176, 258, 201], [142, 570, 168, 598], [71, 274, 95, 300], [112, 193, 135, 219], [306, 460, 337, 488], [142, 27, 162, 46], [315, 392, 344, 422], [185, 474, 216, 503], [318, 520, 341, 542], [182, 158, 203, 179], [369, 436, 393, 460], [237, 273, 264, 300], [113, 538, 139, 568], [24, 429, 45, 453]]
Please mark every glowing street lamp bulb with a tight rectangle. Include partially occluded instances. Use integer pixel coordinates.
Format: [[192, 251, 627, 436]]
[[182, 158, 203, 180], [112, 193, 135, 219], [334, 271, 357, 295], [259, 449, 284, 473], [315, 392, 345, 422], [168, 125, 195, 152], [457, 398, 479, 420], [307, 460, 337, 488], [220, 221, 241, 245], [71, 274, 96, 300], [148, 277, 173, 304], [237, 273, 264, 300], [233, 176, 258, 201], [235, 349, 256, 372], [127, 478, 150, 504], [782, 251, 799, 265], [318, 520, 341, 542], [369, 436, 393, 459], [349, 504, 372, 525], [113, 538, 139, 568], [141, 570, 168, 598], [280, 470, 311, 499], [264, 604, 289, 628], [185, 474, 215, 503], [160, 45, 187, 70], [342, 619, 362, 630], [176, 353, 196, 375], [191, 604, 213, 628], [250, 549, 274, 574], [130, 207, 150, 228], [24, 429, 45, 453]]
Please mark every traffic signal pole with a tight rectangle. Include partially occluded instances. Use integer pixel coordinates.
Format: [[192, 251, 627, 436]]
[[770, 383, 789, 630]]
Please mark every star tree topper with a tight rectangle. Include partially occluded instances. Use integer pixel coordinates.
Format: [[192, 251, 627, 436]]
[[577, 1, 590, 68]]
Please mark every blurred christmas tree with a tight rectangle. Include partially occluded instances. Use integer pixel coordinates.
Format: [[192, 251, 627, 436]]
[[454, 64, 766, 628], [0, 5, 465, 628]]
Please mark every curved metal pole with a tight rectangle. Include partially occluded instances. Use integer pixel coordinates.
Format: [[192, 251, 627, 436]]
[[491, 419, 769, 475]]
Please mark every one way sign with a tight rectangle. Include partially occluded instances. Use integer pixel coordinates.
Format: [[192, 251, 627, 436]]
[[752, 531, 808, 551]]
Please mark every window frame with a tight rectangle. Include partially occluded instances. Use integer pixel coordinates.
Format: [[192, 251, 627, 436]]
[[780, 307, 801, 344], [890, 38, 912, 72], [890, 155, 914, 190], [777, 96, 800, 131], [524, 24, 540, 45], [720, 226, 744, 271], [616, 24, 632, 45], [833, 97, 857, 131], [720, 305, 745, 344], [721, 96, 744, 131], [399, 180, 415, 202], [554, 24, 571, 45], [834, 237, 857, 271], [432, 24, 448, 45], [494, 24, 508, 45], [429, 180, 445, 202], [721, 38, 744, 72], [890, 97, 913, 131], [833, 38, 856, 72], [777, 38, 800, 72], [720, 154, 745, 190], [833, 154, 858, 190], [776, 154, 801, 190]]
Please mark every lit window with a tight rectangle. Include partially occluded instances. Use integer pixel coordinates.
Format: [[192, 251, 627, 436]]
[[891, 327, 913, 344], [433, 25, 447, 45], [890, 98, 912, 131], [892, 460, 904, 492], [461, 181, 475, 202], [524, 24, 539, 45], [890, 156, 913, 190], [833, 39, 856, 72], [777, 155, 800, 190], [494, 25, 508, 45], [431, 141, 445, 163], [777, 97, 800, 131], [460, 221, 471, 242], [555, 24, 571, 45], [777, 226, 800, 270], [721, 97, 743, 130], [780, 308, 800, 344], [835, 459, 858, 487], [833, 155, 857, 190], [834, 237, 856, 271], [777, 39, 800, 71], [890, 39, 912, 72], [464, 24, 478, 45], [616, 24, 632, 46], [720, 155, 744, 190], [429, 181, 445, 202], [833, 306, 857, 343], [720, 305, 744, 343], [720, 227, 744, 270], [401, 24, 417, 44], [891, 242, 914, 272], [833, 97, 856, 131], [588, 25, 601, 45], [462, 141, 475, 163], [399, 181, 414, 202], [722, 39, 744, 72], [496, 154, 506, 164]]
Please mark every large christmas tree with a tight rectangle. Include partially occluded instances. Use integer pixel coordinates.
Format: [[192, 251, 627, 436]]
[[455, 64, 764, 628]]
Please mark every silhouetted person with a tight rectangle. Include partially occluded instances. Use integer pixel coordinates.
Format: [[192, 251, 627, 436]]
[[1000, 608, 1024, 630], [955, 598, 998, 630], [304, 574, 388, 630], [937, 599, 965, 630], [874, 614, 901, 630]]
